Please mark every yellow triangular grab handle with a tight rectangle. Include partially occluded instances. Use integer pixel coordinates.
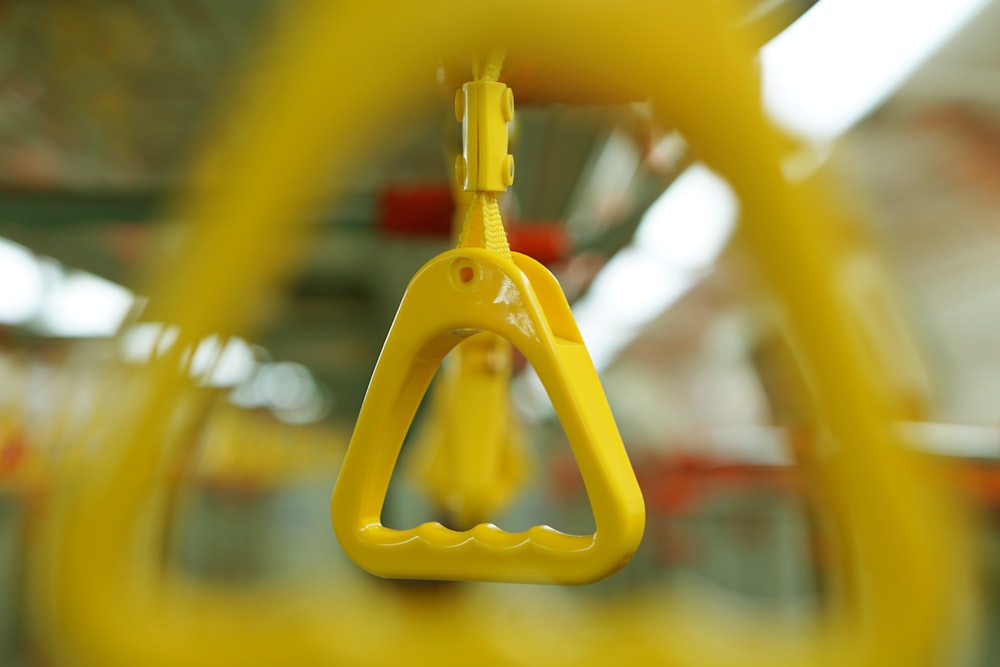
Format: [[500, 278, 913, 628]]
[[331, 247, 645, 584]]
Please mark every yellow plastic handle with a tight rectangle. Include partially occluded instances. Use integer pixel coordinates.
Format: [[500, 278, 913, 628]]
[[332, 248, 645, 584], [409, 333, 531, 528]]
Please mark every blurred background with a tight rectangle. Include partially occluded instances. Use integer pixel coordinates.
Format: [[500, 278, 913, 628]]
[[1, 0, 1000, 664]]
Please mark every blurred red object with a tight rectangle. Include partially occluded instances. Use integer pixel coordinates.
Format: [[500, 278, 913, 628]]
[[0, 437, 26, 477], [506, 222, 570, 266], [378, 184, 455, 237], [378, 184, 570, 265]]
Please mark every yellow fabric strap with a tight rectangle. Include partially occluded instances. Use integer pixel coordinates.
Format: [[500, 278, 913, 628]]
[[457, 50, 511, 259]]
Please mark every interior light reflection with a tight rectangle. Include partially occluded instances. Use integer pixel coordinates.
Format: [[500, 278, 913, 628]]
[[36, 271, 134, 337], [761, 0, 990, 140], [571, 164, 737, 371], [634, 164, 738, 269], [0, 239, 46, 324]]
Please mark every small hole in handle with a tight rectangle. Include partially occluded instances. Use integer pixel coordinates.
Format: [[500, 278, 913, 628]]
[[451, 257, 477, 288]]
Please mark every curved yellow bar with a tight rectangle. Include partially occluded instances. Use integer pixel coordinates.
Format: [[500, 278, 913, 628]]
[[333, 249, 644, 583], [28, 1, 967, 666]]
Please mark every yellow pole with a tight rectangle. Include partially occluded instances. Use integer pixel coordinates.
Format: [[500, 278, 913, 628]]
[[28, 1, 967, 666]]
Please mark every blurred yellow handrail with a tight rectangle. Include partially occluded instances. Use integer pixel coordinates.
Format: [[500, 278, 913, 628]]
[[27, 1, 967, 666]]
